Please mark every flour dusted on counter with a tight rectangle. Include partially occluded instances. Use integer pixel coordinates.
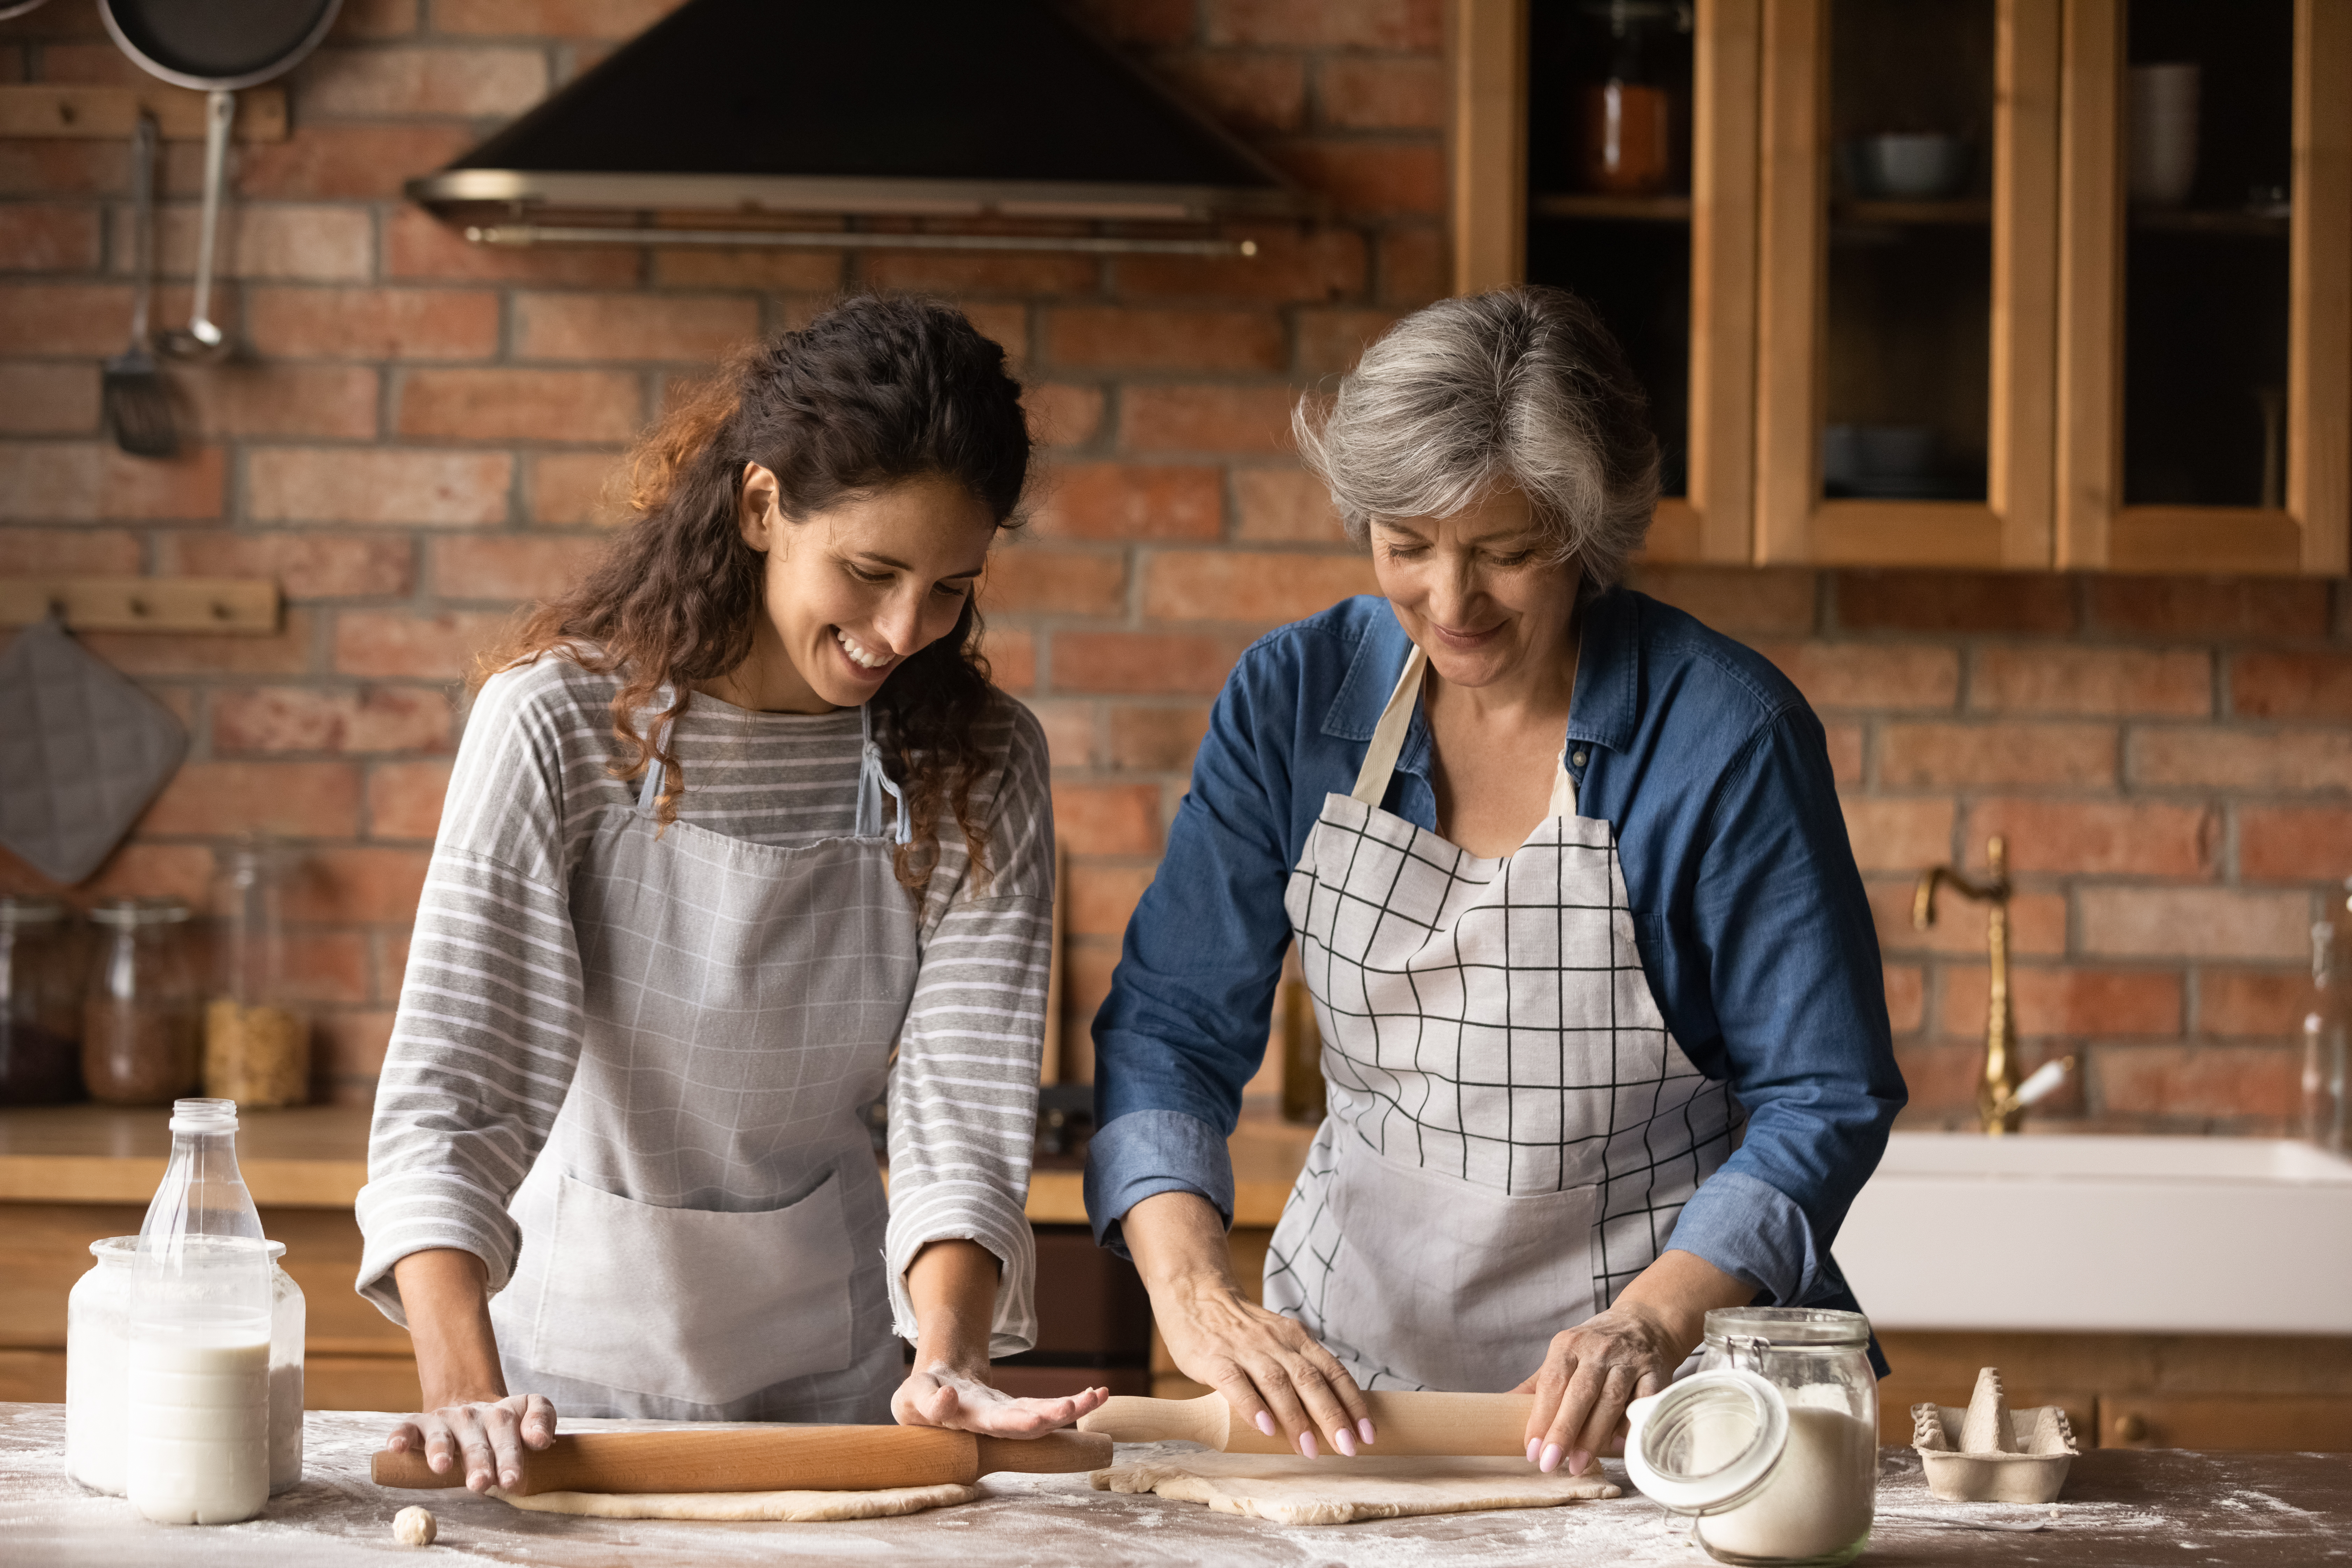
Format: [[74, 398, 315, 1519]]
[[1696, 1406, 1878, 1562]]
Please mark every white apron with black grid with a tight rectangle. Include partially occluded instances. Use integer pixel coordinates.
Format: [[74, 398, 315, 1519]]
[[1264, 644, 1736, 1393]]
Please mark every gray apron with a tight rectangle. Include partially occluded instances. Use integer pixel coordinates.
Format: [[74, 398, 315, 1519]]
[[491, 702, 917, 1423], [1265, 644, 1737, 1392]]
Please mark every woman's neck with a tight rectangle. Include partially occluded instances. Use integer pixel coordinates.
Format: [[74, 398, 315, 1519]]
[[694, 619, 836, 714]]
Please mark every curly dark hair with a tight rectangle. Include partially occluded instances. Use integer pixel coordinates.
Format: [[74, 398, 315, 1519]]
[[484, 294, 1031, 901]]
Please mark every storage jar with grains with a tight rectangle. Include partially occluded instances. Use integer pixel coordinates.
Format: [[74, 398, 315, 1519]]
[[204, 841, 310, 1108], [83, 898, 200, 1105], [1, 896, 84, 1104]]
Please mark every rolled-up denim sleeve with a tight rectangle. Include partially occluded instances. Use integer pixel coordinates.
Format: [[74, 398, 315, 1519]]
[[1667, 708, 1906, 1308]]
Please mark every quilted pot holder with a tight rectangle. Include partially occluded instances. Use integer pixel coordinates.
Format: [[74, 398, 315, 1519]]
[[0, 616, 187, 884]]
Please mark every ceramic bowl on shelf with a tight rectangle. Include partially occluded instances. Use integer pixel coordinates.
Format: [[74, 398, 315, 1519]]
[[1850, 133, 1973, 200]]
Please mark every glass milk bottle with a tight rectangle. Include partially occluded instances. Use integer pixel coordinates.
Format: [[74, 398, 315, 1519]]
[[128, 1098, 275, 1524]]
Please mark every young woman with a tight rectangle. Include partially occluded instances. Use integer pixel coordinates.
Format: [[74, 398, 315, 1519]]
[[359, 295, 1102, 1492]]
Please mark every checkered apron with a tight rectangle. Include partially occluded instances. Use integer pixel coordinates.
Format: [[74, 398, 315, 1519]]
[[1264, 644, 1736, 1392], [491, 701, 918, 1423]]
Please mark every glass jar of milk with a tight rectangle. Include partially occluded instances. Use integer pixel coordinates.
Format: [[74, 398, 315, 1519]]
[[66, 1236, 304, 1498], [1623, 1308, 1879, 1567]]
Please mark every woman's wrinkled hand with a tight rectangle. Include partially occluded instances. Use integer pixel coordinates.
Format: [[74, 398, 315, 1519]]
[[1513, 1305, 1682, 1477], [383, 1392, 557, 1494], [892, 1362, 1110, 1437], [1156, 1279, 1373, 1459]]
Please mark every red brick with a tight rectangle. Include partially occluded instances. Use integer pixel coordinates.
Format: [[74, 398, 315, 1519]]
[[213, 687, 454, 755], [1377, 225, 1447, 306], [234, 124, 476, 201], [285, 847, 432, 923], [1058, 939, 1116, 1079], [1207, 0, 1442, 49], [430, 534, 606, 601], [982, 626, 1035, 692], [514, 292, 761, 362], [384, 207, 643, 286], [244, 286, 501, 360], [1890, 1041, 1984, 1121], [71, 844, 218, 908], [1871, 879, 2067, 957], [1294, 307, 1404, 374], [315, 1009, 398, 1098], [277, 932, 373, 1006], [0, 283, 134, 354], [433, 0, 680, 35], [1023, 383, 1106, 448], [1232, 467, 1342, 541], [1962, 798, 2218, 879], [0, 142, 126, 199], [1107, 704, 1212, 772], [1064, 0, 1193, 44], [2231, 651, 2352, 721], [398, 368, 644, 442], [1273, 141, 1446, 218], [1882, 963, 1925, 1035], [1033, 462, 1223, 540], [1837, 795, 1955, 870], [250, 448, 512, 526], [2076, 887, 2312, 961], [1835, 571, 2078, 634], [1878, 722, 2116, 788], [1939, 966, 2183, 1040], [1826, 722, 1864, 783], [1969, 646, 2212, 716], [1318, 57, 1446, 130], [152, 203, 371, 282], [1044, 306, 1285, 372], [0, 203, 99, 270], [333, 609, 514, 679], [157, 531, 413, 598], [6, 441, 224, 520], [651, 246, 844, 292], [2085, 576, 2332, 639], [78, 612, 315, 676], [1027, 698, 1094, 766], [1760, 643, 1959, 710], [1626, 566, 1820, 635], [300, 46, 545, 116], [2239, 806, 2352, 883], [1151, 52, 1307, 135], [138, 761, 362, 838], [2196, 968, 2314, 1038], [2091, 1043, 2299, 1121], [980, 546, 1127, 617], [174, 363, 380, 440], [332, 0, 418, 38], [1115, 225, 1368, 303], [1143, 548, 1378, 622], [0, 363, 100, 434], [528, 451, 628, 527], [1066, 862, 1157, 937], [367, 760, 453, 841], [860, 250, 1099, 296], [0, 527, 139, 574], [1051, 782, 1164, 855], [2128, 727, 2352, 792], [1051, 630, 1253, 695], [1122, 385, 1297, 455]]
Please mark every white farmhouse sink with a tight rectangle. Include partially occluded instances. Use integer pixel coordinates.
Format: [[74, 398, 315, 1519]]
[[1835, 1133, 2352, 1335]]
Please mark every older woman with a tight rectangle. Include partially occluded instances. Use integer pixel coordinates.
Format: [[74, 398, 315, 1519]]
[[1085, 287, 1904, 1479]]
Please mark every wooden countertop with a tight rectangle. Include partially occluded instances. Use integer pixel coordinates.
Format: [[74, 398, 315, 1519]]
[[0, 1101, 1318, 1224], [5, 1404, 2345, 1566]]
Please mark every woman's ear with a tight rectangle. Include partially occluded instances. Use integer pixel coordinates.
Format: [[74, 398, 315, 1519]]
[[738, 463, 782, 550]]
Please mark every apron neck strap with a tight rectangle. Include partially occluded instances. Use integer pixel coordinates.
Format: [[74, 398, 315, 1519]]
[[855, 701, 911, 845], [1349, 642, 1582, 819], [637, 716, 670, 813]]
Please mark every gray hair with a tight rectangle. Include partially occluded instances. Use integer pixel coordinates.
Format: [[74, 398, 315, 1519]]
[[1293, 286, 1660, 593]]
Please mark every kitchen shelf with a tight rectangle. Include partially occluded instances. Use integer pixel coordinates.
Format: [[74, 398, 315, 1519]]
[[1530, 191, 1694, 223], [1832, 198, 1993, 226], [2128, 206, 2291, 238]]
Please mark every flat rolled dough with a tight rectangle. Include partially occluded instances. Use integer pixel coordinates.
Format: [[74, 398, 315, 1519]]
[[1090, 1453, 1621, 1527], [489, 1481, 982, 1522]]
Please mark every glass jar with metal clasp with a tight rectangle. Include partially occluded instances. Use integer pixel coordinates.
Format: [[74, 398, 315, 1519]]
[[1623, 1308, 1879, 1567]]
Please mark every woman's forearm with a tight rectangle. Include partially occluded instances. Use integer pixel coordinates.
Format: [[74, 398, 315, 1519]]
[[1611, 1247, 1758, 1357], [1119, 1190, 1242, 1300], [392, 1248, 509, 1408], [905, 1238, 1003, 1373]]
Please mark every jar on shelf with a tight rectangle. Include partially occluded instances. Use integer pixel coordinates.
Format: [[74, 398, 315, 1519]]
[[2302, 881, 2350, 1153], [204, 841, 310, 1109], [1573, 0, 1690, 195], [1624, 1307, 1879, 1567], [83, 897, 200, 1106], [1, 896, 84, 1105]]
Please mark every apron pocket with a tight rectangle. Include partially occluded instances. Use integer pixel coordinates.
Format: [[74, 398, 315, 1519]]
[[1320, 1139, 1599, 1394], [527, 1169, 857, 1407]]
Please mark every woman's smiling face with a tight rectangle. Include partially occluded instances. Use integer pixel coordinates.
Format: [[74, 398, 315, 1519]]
[[1370, 486, 1583, 693]]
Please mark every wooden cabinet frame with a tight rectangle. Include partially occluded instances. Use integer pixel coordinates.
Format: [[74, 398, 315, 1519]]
[[2056, 0, 2351, 574]]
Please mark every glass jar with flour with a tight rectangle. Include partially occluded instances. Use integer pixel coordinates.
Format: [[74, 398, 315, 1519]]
[[1623, 1308, 1878, 1567]]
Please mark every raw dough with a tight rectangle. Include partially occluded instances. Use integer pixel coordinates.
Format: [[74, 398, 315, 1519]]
[[489, 1481, 981, 1522], [1090, 1453, 1620, 1527], [392, 1504, 436, 1545]]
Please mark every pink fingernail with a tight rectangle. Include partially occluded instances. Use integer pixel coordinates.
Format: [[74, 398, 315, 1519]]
[[1299, 1429, 1320, 1459], [1256, 1411, 1278, 1437], [1359, 1419, 1377, 1445], [1568, 1449, 1592, 1476], [1540, 1443, 1563, 1473], [1526, 1438, 1541, 1464], [1333, 1427, 1357, 1458]]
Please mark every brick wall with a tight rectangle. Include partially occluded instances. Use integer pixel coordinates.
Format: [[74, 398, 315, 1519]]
[[2, 1, 2345, 1131]]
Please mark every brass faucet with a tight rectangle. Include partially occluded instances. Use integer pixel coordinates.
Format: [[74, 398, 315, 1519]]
[[1913, 836, 2073, 1135]]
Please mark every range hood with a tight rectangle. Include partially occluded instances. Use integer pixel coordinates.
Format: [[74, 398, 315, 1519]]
[[407, 0, 1311, 256]]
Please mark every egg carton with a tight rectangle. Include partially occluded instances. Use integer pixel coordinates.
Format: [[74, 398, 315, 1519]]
[[1911, 1367, 2076, 1504]]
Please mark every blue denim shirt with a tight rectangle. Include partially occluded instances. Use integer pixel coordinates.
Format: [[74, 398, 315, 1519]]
[[1085, 590, 1906, 1318]]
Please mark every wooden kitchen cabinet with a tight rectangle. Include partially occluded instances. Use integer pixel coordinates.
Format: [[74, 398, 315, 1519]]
[[1448, 0, 2351, 574]]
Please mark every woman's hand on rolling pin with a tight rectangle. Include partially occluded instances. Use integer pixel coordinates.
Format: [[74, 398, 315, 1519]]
[[1512, 1305, 1679, 1477], [1155, 1277, 1373, 1460], [383, 1392, 557, 1494], [893, 1363, 1110, 1436]]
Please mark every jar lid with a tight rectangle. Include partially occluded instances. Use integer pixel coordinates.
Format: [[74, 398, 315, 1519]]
[[0, 896, 66, 925], [1623, 1368, 1790, 1516], [169, 1096, 239, 1132], [92, 1235, 284, 1261], [90, 896, 193, 926], [1701, 1306, 1872, 1348]]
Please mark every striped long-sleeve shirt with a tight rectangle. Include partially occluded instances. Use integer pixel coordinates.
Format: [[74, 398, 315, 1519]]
[[355, 652, 1052, 1356]]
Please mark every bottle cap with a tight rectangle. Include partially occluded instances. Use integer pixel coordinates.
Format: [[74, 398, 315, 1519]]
[[169, 1097, 239, 1133]]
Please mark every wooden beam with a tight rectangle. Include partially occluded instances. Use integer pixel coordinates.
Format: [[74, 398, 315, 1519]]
[[1989, 0, 2062, 567], [2053, 0, 2122, 568], [2289, 0, 2352, 574], [1752, 0, 1826, 562], [1447, 0, 1528, 295], [1688, 0, 1764, 562], [0, 85, 288, 142], [0, 576, 281, 635]]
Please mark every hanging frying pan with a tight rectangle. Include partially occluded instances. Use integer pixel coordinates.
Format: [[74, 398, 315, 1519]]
[[0, 4, 52, 25], [98, 0, 342, 360]]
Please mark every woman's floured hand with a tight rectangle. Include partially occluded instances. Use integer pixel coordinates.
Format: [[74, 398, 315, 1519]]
[[383, 1392, 557, 1493], [1512, 1306, 1680, 1477], [892, 1363, 1110, 1436], [1155, 1277, 1373, 1459]]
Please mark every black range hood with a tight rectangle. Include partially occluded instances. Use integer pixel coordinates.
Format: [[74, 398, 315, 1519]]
[[407, 0, 1311, 254]]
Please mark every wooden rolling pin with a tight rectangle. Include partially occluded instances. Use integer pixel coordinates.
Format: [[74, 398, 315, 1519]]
[[1079, 1392, 1534, 1455], [372, 1426, 1111, 1498]]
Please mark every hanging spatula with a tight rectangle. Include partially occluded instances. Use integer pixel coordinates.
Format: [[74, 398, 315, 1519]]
[[103, 113, 175, 458]]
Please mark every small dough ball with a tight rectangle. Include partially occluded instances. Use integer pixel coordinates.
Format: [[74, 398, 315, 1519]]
[[393, 1505, 437, 1546]]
